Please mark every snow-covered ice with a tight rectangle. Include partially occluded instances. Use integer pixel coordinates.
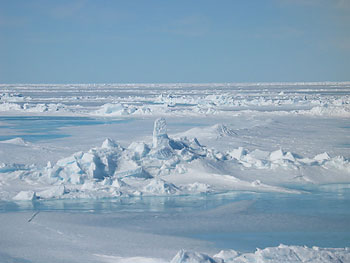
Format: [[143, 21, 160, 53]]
[[2, 117, 350, 200], [0, 82, 350, 262], [168, 245, 350, 263], [1, 82, 350, 117]]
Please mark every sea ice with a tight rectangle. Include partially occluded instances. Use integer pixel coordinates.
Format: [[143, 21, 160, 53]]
[[1, 117, 349, 201], [171, 250, 217, 263], [0, 83, 350, 262], [12, 190, 37, 201], [95, 245, 350, 263]]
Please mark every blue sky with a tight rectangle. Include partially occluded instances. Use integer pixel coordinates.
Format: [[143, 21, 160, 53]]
[[0, 0, 349, 83]]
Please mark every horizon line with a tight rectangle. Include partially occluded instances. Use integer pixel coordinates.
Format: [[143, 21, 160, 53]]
[[1, 81, 350, 86]]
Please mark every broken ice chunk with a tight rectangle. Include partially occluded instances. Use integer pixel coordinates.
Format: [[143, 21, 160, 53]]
[[101, 138, 119, 149], [270, 149, 296, 162], [314, 152, 330, 162], [269, 149, 284, 161], [114, 167, 152, 179], [170, 250, 217, 263], [13, 191, 37, 201], [284, 152, 296, 162], [143, 179, 179, 195], [153, 117, 169, 148], [87, 156, 107, 180], [229, 147, 246, 160], [128, 142, 150, 160], [249, 149, 270, 160], [214, 250, 239, 261], [69, 174, 85, 184], [37, 185, 66, 199], [152, 146, 174, 160]]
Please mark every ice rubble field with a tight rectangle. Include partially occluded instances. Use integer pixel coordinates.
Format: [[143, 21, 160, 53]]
[[0, 82, 350, 263]]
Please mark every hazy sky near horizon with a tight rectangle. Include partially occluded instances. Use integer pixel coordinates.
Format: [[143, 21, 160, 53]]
[[0, 0, 349, 83]]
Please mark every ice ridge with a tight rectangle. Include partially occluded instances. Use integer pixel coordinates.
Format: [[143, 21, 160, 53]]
[[1, 118, 350, 200]]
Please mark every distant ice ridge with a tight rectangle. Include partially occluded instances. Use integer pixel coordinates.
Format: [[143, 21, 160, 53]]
[[0, 92, 27, 102], [1, 86, 350, 117], [0, 137, 31, 146], [2, 118, 350, 201], [95, 245, 350, 263], [299, 104, 350, 117], [94, 103, 137, 116], [92, 96, 350, 117], [227, 148, 348, 171], [0, 102, 69, 113], [209, 244, 350, 263]]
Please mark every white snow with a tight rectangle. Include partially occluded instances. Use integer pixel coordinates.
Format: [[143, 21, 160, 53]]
[[0, 137, 30, 146], [94, 103, 136, 116], [12, 190, 37, 201], [171, 250, 217, 263], [1, 82, 350, 262], [0, 117, 349, 200], [96, 245, 350, 263], [1, 82, 349, 117], [212, 245, 350, 263]]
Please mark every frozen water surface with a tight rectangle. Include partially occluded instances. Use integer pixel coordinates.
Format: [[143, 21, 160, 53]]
[[0, 116, 132, 142], [0, 189, 349, 262], [1, 83, 350, 262]]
